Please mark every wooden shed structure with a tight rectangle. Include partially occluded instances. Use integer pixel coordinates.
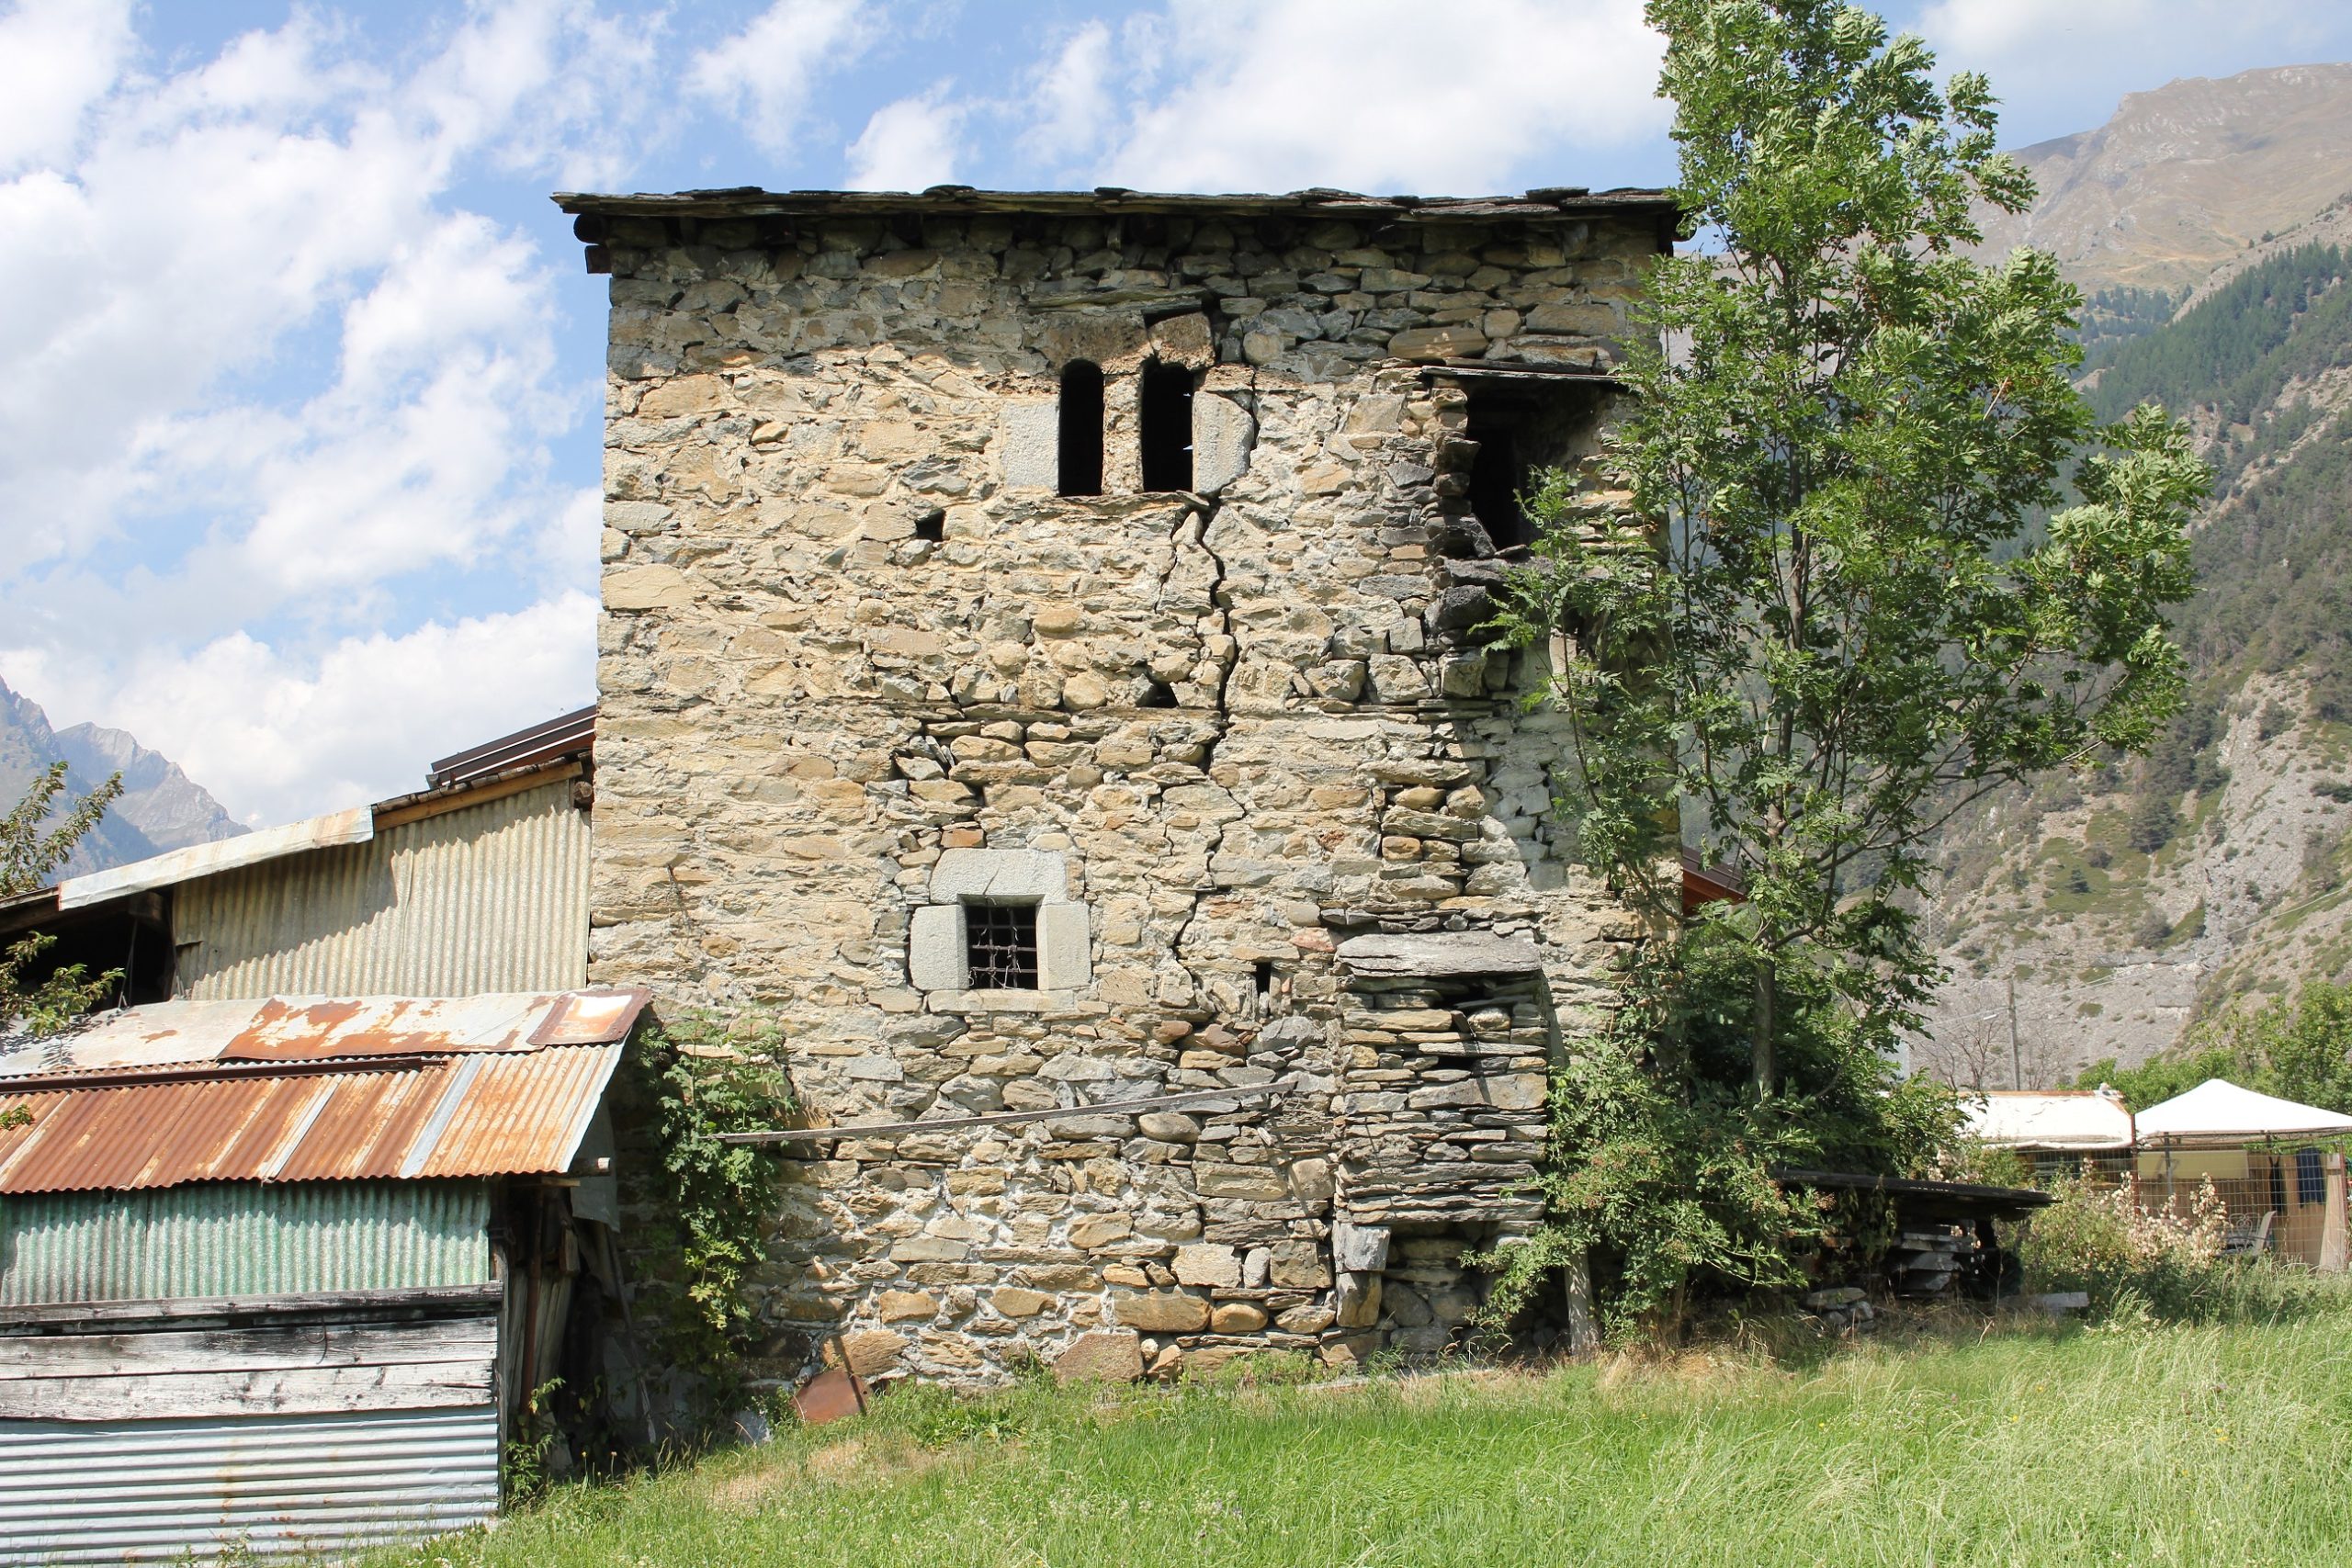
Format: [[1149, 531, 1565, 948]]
[[0, 987, 644, 1563]]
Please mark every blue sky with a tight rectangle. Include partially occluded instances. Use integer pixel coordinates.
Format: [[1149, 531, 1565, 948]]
[[4, 0, 2352, 827]]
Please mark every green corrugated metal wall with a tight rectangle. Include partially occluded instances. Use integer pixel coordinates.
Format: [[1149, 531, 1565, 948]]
[[0, 1181, 492, 1306]]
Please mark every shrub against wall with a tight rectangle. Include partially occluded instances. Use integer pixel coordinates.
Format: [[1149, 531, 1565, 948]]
[[1479, 934, 1965, 1339], [616, 1015, 794, 1423]]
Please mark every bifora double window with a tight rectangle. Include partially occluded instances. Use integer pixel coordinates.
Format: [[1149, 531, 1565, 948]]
[[1054, 359, 1196, 495], [1137, 360, 1194, 491]]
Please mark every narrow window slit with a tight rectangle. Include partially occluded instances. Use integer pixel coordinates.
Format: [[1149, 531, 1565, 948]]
[[1253, 960, 1276, 998], [964, 901, 1039, 989], [1057, 362, 1104, 497], [1139, 361, 1195, 492]]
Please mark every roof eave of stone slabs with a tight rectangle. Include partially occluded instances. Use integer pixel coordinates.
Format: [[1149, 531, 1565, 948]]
[[549, 185, 1684, 226]]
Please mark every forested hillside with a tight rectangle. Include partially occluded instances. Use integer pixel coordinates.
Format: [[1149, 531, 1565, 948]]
[[1917, 233, 2352, 1085]]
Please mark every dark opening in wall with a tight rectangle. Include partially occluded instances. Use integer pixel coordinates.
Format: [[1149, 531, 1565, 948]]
[[1140, 681, 1178, 708], [1455, 378, 1610, 557], [912, 508, 945, 542], [964, 900, 1039, 989], [1139, 361, 1195, 491], [1465, 412, 1529, 550], [1058, 361, 1104, 497], [1253, 960, 1276, 998]]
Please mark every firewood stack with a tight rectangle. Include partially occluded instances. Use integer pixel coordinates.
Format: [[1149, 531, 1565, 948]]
[[1888, 1224, 1975, 1299]]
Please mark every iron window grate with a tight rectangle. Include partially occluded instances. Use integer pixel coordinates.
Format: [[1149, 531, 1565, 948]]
[[965, 902, 1039, 989]]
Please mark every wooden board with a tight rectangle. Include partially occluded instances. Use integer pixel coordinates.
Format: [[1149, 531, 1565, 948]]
[[0, 1314, 496, 1421], [0, 1316, 494, 1379], [0, 1359, 494, 1420], [0, 1283, 501, 1331]]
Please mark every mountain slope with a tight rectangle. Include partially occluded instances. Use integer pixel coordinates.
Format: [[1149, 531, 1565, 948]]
[[0, 677, 243, 878], [1917, 237, 2352, 1085], [1975, 64, 2352, 294]]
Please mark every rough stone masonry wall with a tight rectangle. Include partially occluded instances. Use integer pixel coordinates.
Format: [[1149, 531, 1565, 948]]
[[584, 197, 1657, 1386]]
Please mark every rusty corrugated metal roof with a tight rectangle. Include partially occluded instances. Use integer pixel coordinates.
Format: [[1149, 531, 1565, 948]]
[[0, 990, 644, 1194], [0, 991, 645, 1078]]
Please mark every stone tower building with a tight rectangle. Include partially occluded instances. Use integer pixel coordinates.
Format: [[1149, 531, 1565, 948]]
[[559, 184, 1673, 1383]]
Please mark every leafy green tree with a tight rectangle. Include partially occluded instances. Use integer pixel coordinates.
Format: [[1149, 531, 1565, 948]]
[[2084, 983, 2352, 1115], [1499, 0, 2209, 1097], [2, 761, 125, 1034]]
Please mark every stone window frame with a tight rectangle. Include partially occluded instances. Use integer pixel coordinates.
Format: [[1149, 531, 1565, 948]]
[[998, 365, 1253, 498], [907, 848, 1091, 1007]]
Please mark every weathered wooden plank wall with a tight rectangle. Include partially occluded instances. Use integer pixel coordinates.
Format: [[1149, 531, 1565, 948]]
[[0, 1299, 500, 1562]]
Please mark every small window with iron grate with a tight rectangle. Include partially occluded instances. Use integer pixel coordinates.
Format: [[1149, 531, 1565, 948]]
[[963, 900, 1040, 989]]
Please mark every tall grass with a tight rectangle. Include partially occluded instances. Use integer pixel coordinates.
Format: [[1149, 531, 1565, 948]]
[[376, 1305, 2352, 1568]]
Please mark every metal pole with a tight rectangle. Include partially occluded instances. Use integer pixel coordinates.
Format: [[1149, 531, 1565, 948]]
[[2007, 974, 2023, 1090]]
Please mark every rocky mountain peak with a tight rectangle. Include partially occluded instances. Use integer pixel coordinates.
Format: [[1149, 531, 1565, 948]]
[[0, 677, 243, 878], [1977, 62, 2352, 293]]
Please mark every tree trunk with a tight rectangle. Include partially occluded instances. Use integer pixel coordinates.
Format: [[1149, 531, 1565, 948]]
[[1752, 955, 1776, 1101]]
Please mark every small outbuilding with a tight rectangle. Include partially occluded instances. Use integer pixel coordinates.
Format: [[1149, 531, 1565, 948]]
[[0, 987, 644, 1563], [1962, 1089, 2135, 1181], [2133, 1078, 2352, 1267]]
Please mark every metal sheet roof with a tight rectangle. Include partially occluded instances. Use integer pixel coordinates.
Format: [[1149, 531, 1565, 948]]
[[1963, 1090, 2136, 1152], [0, 991, 644, 1078], [54, 807, 374, 911], [0, 991, 643, 1194], [426, 704, 595, 790]]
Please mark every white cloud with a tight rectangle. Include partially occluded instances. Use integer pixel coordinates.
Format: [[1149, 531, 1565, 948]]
[[0, 2, 640, 824], [0, 0, 134, 174], [1914, 0, 2352, 144], [845, 86, 966, 190], [1018, 22, 1115, 171], [689, 0, 875, 162], [1094, 0, 1668, 194], [3, 592, 599, 829]]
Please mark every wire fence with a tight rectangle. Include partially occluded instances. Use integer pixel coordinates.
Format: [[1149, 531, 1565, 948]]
[[2025, 1148, 2346, 1266]]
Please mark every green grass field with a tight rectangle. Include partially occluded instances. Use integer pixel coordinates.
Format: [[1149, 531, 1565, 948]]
[[381, 1312, 2352, 1568]]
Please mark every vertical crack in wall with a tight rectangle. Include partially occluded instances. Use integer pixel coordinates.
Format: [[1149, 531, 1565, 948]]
[[1188, 494, 1237, 774], [1167, 492, 1236, 984]]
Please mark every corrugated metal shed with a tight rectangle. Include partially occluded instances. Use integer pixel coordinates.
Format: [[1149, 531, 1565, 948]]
[[0, 1395, 499, 1562], [172, 774, 591, 999], [0, 989, 645, 1194], [0, 1181, 491, 1306]]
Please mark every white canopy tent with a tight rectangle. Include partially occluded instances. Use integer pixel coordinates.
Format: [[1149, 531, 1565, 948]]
[[2132, 1078, 2351, 1270], [2134, 1079, 2352, 1148]]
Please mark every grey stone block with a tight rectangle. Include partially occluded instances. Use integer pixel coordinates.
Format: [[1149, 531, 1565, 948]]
[[1337, 931, 1546, 978], [1000, 400, 1059, 489], [930, 847, 1069, 903], [1037, 901, 1091, 988], [1332, 1222, 1391, 1272], [1193, 392, 1255, 493], [908, 904, 967, 990]]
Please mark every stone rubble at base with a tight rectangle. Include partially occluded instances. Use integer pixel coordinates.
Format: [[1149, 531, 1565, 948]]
[[574, 188, 1666, 1386]]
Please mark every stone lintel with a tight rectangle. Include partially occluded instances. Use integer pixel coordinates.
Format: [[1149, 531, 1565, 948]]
[[1336, 931, 1546, 978]]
